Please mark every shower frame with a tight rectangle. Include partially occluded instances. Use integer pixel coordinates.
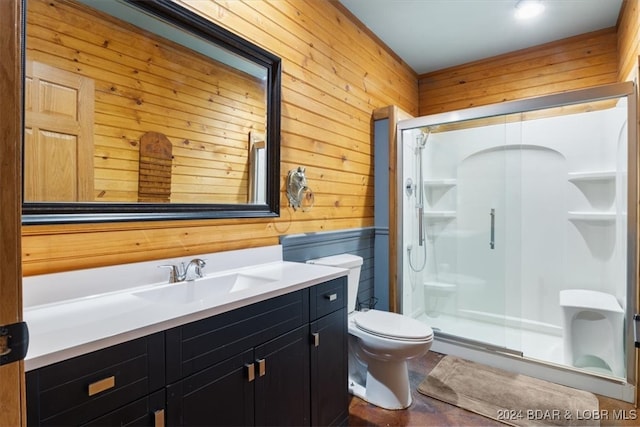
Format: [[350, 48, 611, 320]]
[[396, 81, 638, 388]]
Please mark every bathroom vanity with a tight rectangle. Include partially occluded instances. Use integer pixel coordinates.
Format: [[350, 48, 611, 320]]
[[23, 246, 349, 426]]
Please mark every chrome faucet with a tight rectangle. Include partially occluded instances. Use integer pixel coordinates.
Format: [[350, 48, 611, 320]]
[[159, 258, 206, 283]]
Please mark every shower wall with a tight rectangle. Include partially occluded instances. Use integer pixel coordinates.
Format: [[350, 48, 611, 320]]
[[402, 102, 628, 338]]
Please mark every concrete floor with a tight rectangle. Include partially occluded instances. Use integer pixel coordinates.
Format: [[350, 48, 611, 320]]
[[348, 352, 638, 427]]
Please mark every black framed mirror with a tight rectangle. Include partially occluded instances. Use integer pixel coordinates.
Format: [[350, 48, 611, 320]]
[[22, 0, 280, 224]]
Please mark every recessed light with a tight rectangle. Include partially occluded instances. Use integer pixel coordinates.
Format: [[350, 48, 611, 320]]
[[515, 0, 545, 20]]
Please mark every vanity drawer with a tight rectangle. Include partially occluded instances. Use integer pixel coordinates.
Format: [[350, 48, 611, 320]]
[[310, 277, 347, 320], [26, 333, 164, 426], [81, 389, 165, 427]]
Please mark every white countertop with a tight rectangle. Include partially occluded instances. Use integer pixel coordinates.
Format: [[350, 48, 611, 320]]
[[23, 245, 348, 371]]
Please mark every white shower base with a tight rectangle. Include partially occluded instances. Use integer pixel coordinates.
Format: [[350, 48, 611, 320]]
[[416, 312, 634, 402], [417, 312, 564, 365]]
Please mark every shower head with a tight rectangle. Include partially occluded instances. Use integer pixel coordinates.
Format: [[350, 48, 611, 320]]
[[417, 128, 431, 148]]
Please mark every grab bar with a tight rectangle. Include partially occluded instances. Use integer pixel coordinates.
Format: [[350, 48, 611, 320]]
[[490, 208, 495, 249]]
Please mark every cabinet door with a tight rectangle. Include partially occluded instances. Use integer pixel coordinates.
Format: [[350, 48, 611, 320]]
[[166, 290, 308, 384], [254, 325, 310, 427], [166, 349, 254, 426], [310, 308, 348, 427], [81, 390, 165, 427]]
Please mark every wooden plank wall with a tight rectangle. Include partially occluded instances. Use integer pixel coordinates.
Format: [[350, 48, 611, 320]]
[[21, 0, 419, 276], [418, 28, 619, 115], [26, 0, 266, 204], [618, 0, 640, 82]]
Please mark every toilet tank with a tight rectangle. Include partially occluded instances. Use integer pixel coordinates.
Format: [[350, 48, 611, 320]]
[[307, 254, 363, 312]]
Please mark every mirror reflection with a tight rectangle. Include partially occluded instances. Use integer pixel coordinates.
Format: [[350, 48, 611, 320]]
[[24, 0, 272, 209]]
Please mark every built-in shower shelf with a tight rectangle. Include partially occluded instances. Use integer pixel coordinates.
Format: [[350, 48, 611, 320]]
[[424, 179, 457, 208], [568, 171, 616, 210], [424, 178, 457, 188], [424, 211, 456, 221], [423, 281, 457, 296], [568, 211, 616, 222], [568, 171, 616, 182]]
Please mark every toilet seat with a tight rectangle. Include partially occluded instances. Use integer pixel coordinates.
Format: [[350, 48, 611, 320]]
[[353, 310, 433, 342]]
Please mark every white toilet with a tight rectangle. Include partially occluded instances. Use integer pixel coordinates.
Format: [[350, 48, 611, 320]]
[[308, 254, 433, 410], [559, 289, 625, 377]]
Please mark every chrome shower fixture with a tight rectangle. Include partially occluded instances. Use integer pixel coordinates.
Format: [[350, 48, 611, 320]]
[[405, 177, 414, 197], [418, 128, 431, 148], [415, 131, 428, 246]]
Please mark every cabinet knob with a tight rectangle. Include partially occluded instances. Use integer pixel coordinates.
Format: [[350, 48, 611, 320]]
[[312, 332, 320, 347], [257, 358, 266, 377]]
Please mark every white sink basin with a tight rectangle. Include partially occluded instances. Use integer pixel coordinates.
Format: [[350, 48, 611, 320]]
[[132, 273, 276, 305]]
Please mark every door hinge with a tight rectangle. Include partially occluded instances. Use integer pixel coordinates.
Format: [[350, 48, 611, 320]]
[[634, 314, 640, 348], [0, 321, 29, 366]]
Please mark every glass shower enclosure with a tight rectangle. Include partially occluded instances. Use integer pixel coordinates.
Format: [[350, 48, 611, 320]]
[[397, 82, 637, 399]]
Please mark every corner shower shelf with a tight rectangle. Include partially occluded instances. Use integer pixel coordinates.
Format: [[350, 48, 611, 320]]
[[568, 171, 616, 210], [424, 179, 457, 207], [424, 178, 457, 188], [567, 211, 616, 223], [568, 171, 616, 182], [423, 281, 457, 296], [424, 210, 456, 220]]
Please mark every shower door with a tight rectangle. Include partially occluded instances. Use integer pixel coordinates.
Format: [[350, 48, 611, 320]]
[[398, 83, 636, 384], [401, 116, 523, 354]]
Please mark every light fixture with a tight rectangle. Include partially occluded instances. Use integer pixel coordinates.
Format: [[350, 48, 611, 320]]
[[515, 0, 545, 20]]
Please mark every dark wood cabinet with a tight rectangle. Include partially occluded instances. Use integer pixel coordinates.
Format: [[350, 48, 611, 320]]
[[81, 390, 166, 427], [165, 290, 311, 426], [26, 277, 348, 427], [166, 325, 311, 427], [254, 325, 311, 426], [310, 308, 348, 426], [26, 333, 165, 426], [166, 349, 255, 426], [310, 278, 349, 427]]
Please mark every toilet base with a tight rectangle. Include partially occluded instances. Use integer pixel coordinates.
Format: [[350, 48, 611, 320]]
[[349, 359, 412, 410]]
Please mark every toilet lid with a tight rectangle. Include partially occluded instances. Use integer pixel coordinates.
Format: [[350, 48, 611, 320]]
[[354, 310, 433, 341]]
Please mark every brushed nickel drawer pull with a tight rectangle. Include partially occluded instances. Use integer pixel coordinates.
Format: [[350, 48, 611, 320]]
[[326, 293, 337, 301], [246, 363, 255, 382], [154, 409, 165, 427], [88, 376, 115, 396], [257, 358, 266, 377], [312, 332, 320, 347]]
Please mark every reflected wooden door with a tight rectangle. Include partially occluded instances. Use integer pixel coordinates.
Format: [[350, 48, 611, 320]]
[[0, 0, 25, 425], [24, 61, 94, 202]]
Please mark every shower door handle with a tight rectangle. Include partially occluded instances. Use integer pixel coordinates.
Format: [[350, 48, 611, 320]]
[[418, 206, 424, 246], [490, 208, 495, 250]]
